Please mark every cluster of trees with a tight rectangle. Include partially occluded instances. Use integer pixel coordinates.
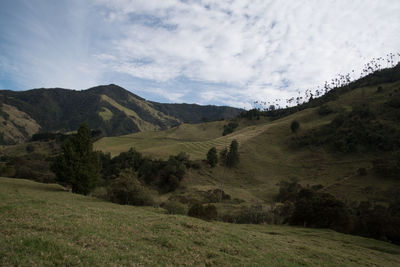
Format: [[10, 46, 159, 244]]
[[251, 54, 400, 112], [206, 140, 240, 168], [222, 122, 238, 136], [275, 181, 400, 244], [241, 60, 400, 122], [51, 123, 192, 199], [298, 101, 400, 155]]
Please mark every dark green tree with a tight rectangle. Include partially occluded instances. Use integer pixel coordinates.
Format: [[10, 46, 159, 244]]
[[52, 123, 101, 195], [226, 140, 239, 168], [206, 147, 218, 167], [219, 148, 228, 166], [290, 120, 300, 133]]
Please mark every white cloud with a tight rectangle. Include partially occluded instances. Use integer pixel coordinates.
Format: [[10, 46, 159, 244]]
[[92, 0, 400, 106], [1, 0, 399, 107], [143, 87, 186, 103]]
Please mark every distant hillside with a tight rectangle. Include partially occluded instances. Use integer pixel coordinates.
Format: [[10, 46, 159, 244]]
[[0, 84, 243, 144], [95, 64, 400, 208]]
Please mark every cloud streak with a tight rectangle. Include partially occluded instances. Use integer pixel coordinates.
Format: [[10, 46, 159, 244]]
[[0, 0, 399, 108]]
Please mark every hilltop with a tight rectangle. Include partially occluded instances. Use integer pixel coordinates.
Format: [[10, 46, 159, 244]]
[[0, 84, 242, 144]]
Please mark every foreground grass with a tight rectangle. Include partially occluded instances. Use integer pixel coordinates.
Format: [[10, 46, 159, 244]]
[[1, 178, 399, 266]]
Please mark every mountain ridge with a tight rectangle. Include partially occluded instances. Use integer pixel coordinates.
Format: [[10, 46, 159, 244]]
[[0, 84, 243, 144]]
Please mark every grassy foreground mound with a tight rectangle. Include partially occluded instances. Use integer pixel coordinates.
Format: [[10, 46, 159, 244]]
[[1, 178, 399, 266]]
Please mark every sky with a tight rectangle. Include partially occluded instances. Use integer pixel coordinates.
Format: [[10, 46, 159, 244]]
[[0, 0, 399, 109]]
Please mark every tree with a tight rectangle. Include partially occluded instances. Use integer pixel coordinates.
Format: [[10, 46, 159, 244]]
[[290, 120, 300, 134], [219, 148, 228, 166], [206, 147, 218, 167], [226, 140, 239, 168], [51, 123, 101, 195]]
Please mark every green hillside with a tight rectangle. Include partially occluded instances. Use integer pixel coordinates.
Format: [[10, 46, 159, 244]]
[[1, 177, 399, 266], [95, 78, 400, 205]]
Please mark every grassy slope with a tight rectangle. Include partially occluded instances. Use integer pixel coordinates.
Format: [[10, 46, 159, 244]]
[[1, 177, 399, 266], [95, 81, 400, 204]]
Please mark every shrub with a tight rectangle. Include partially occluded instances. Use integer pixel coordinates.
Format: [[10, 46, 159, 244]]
[[318, 105, 333, 116], [107, 169, 153, 206], [26, 144, 35, 153], [91, 186, 108, 200], [188, 203, 218, 220], [372, 158, 400, 178], [221, 205, 275, 224], [203, 204, 218, 220], [290, 120, 300, 133], [163, 200, 187, 215], [188, 203, 204, 218], [275, 180, 302, 202], [357, 168, 367, 176], [206, 189, 231, 203]]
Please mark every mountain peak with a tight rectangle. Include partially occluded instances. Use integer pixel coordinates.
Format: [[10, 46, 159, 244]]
[[86, 84, 145, 101]]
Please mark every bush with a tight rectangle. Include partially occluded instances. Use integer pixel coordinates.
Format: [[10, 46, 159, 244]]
[[206, 189, 231, 203], [372, 158, 400, 178], [223, 205, 273, 224], [26, 144, 35, 153], [188, 203, 218, 220], [318, 105, 333, 116], [275, 180, 302, 202], [107, 169, 153, 206], [91, 186, 108, 200], [290, 120, 300, 133], [163, 200, 187, 215], [357, 168, 367, 176]]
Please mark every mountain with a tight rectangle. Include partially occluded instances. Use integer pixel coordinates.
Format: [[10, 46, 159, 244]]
[[0, 84, 243, 144]]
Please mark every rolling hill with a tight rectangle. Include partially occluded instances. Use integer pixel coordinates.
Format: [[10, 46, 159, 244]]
[[94, 66, 400, 206], [0, 84, 243, 144]]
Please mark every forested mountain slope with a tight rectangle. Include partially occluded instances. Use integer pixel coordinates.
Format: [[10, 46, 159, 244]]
[[0, 84, 242, 144]]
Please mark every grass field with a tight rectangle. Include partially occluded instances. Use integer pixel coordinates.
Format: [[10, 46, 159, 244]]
[[1, 177, 400, 266]]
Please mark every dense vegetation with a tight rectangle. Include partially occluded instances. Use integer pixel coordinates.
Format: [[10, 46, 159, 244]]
[[274, 181, 400, 244], [222, 121, 239, 136]]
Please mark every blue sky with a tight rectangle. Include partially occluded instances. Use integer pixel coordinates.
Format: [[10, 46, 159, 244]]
[[0, 0, 399, 108]]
